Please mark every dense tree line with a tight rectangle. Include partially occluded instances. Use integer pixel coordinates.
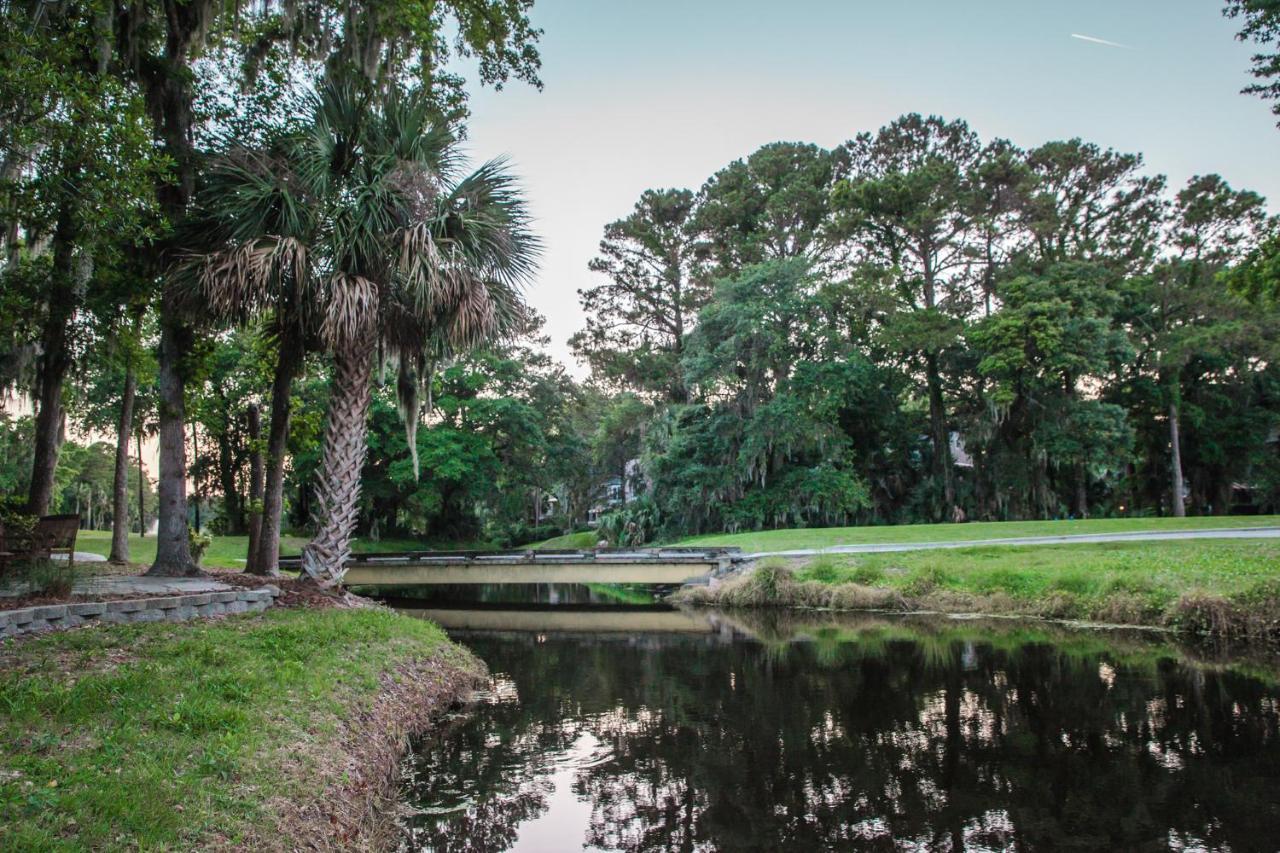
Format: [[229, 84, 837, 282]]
[[4, 0, 1280, 565], [1, 0, 544, 582], [574, 120, 1280, 536]]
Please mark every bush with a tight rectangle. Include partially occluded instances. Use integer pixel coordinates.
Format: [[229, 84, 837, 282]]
[[189, 528, 213, 566], [902, 565, 952, 596], [22, 557, 76, 598], [598, 496, 661, 547]]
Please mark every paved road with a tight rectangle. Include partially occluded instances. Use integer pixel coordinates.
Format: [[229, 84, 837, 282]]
[[747, 526, 1280, 559]]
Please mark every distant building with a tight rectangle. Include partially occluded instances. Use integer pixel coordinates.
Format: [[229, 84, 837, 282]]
[[587, 458, 643, 525]]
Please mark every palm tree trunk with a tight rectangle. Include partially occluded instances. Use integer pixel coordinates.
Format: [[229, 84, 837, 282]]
[[245, 402, 264, 572], [109, 361, 136, 564], [300, 343, 374, 584], [146, 305, 198, 576], [248, 332, 302, 576]]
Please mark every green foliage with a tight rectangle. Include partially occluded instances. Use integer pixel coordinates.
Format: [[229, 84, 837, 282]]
[[598, 496, 661, 546], [19, 557, 77, 598], [188, 528, 214, 565], [1225, 0, 1280, 125]]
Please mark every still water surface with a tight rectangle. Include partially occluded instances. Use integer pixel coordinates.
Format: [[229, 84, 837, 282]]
[[395, 586, 1280, 852]]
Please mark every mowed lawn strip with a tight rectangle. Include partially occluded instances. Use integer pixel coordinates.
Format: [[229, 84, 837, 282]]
[[677, 515, 1280, 553], [0, 608, 475, 851], [797, 540, 1280, 605]]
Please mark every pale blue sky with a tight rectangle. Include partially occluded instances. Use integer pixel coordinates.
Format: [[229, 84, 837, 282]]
[[451, 0, 1279, 369]]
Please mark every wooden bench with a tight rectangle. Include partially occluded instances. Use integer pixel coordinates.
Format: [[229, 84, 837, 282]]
[[36, 514, 80, 565], [0, 514, 79, 575]]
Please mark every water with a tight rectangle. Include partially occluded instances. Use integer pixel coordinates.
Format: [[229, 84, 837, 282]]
[[397, 588, 1280, 852]]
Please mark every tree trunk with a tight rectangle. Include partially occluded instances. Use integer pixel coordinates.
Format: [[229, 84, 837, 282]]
[[1169, 397, 1186, 518], [1074, 462, 1089, 519], [215, 417, 244, 534], [139, 14, 201, 574], [27, 221, 78, 516], [924, 352, 955, 520], [248, 332, 302, 576], [146, 308, 199, 575], [109, 361, 136, 563], [245, 403, 264, 573], [137, 429, 146, 535], [301, 343, 374, 585], [191, 420, 201, 533]]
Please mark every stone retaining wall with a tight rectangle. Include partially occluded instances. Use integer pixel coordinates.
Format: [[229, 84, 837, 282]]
[[0, 586, 281, 640]]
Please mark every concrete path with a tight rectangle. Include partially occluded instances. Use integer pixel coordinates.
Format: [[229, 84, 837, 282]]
[[748, 526, 1280, 559], [50, 551, 108, 563], [0, 574, 234, 599]]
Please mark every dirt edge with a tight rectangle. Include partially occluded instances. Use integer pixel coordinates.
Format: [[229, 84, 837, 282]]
[[245, 644, 487, 852]]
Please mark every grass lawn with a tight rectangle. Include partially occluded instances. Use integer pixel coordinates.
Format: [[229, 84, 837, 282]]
[[0, 607, 479, 850], [677, 514, 1280, 553], [531, 531, 599, 550], [73, 530, 494, 570], [684, 538, 1280, 638]]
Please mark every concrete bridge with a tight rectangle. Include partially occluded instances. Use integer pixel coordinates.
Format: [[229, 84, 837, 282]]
[[277, 547, 741, 586]]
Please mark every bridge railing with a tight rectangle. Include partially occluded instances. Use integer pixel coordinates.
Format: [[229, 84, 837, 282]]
[[277, 546, 742, 571]]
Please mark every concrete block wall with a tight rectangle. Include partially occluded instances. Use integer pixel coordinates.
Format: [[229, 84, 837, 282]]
[[0, 587, 281, 640]]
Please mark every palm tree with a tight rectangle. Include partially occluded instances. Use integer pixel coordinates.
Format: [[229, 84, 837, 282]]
[[300, 92, 537, 585], [188, 124, 326, 577], [191, 83, 536, 584]]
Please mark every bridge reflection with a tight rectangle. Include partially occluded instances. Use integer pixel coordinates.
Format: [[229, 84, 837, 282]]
[[395, 605, 718, 634]]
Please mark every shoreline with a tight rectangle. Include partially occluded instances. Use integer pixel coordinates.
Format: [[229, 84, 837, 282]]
[[672, 554, 1280, 642], [0, 604, 486, 851], [263, 638, 485, 852]]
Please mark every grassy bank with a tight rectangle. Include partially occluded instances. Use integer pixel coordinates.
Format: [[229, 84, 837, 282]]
[[531, 531, 598, 550], [0, 608, 483, 851], [677, 514, 1280, 553], [677, 539, 1280, 639]]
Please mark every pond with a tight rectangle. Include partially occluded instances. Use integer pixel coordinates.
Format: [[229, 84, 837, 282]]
[[393, 586, 1280, 852]]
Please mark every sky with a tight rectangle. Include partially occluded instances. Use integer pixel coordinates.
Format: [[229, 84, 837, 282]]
[[447, 0, 1280, 373]]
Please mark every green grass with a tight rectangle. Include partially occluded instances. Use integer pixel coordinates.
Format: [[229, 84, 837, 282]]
[[531, 531, 599, 550], [724, 539, 1280, 636], [677, 514, 1280, 553], [73, 530, 495, 569], [0, 607, 475, 851], [796, 539, 1279, 600]]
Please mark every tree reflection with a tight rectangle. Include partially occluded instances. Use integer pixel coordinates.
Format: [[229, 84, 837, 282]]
[[401, 622, 1280, 852]]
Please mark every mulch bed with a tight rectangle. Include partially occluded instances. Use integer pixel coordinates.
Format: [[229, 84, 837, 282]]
[[216, 572, 369, 610]]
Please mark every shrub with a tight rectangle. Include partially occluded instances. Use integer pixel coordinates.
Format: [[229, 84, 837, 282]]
[[189, 528, 213, 566], [598, 496, 661, 547], [22, 557, 76, 598], [902, 565, 952, 596]]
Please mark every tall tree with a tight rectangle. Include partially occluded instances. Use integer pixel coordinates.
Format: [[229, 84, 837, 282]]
[[695, 142, 840, 273], [0, 1, 158, 515], [571, 189, 709, 403], [1138, 175, 1270, 515], [1225, 0, 1280, 125], [832, 114, 983, 519]]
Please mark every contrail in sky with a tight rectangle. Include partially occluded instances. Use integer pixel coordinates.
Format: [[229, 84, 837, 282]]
[[1070, 33, 1132, 49]]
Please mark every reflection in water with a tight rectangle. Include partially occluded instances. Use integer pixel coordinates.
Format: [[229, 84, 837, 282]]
[[399, 600, 1280, 852]]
